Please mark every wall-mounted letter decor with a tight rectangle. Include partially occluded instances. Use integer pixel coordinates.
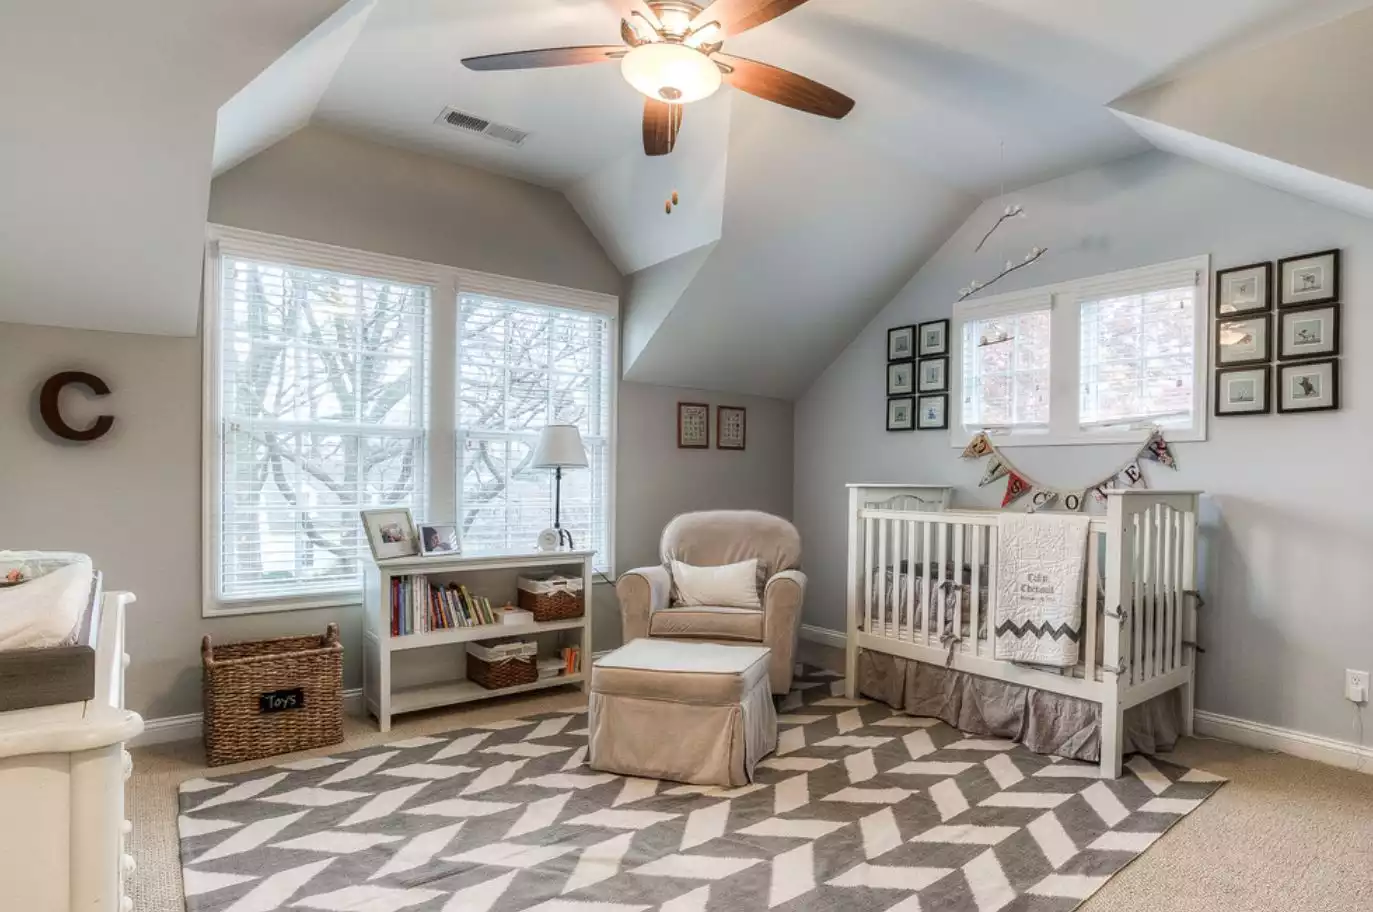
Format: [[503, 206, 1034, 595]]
[[39, 371, 114, 441]]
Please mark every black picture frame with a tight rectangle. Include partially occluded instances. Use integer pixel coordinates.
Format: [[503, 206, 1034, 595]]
[[917, 319, 950, 357], [887, 359, 915, 397], [1277, 358, 1340, 414], [1215, 261, 1272, 317], [916, 393, 949, 430], [916, 356, 949, 393], [887, 396, 915, 431], [1215, 313, 1272, 367], [1278, 303, 1341, 361], [1277, 249, 1340, 308], [1214, 365, 1272, 417], [888, 325, 916, 362]]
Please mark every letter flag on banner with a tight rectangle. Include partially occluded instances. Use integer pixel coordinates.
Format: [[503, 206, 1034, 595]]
[[1091, 484, 1111, 504], [979, 455, 1010, 487], [961, 431, 993, 459], [1061, 491, 1085, 512], [1002, 472, 1032, 507], [1142, 431, 1178, 469], [1120, 460, 1148, 489], [1027, 489, 1059, 513]]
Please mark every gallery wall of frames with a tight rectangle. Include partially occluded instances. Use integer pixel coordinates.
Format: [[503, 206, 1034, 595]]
[[1214, 248, 1341, 417], [886, 320, 949, 431]]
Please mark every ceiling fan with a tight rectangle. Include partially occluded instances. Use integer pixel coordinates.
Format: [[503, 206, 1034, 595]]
[[461, 0, 854, 156]]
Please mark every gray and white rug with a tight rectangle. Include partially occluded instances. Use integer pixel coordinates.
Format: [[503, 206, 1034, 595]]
[[177, 669, 1224, 912]]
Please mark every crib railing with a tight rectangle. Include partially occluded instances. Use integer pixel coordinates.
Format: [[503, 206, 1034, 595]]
[[848, 488, 1198, 696]]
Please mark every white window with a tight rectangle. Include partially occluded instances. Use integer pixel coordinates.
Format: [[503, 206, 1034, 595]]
[[456, 295, 613, 570], [951, 256, 1209, 446], [204, 227, 617, 614]]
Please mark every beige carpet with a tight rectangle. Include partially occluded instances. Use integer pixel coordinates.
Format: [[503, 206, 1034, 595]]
[[130, 685, 1373, 912]]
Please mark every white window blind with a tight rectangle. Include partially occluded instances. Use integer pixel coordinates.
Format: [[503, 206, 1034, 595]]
[[215, 255, 430, 602], [959, 307, 1051, 433], [456, 293, 613, 571], [1079, 281, 1197, 431]]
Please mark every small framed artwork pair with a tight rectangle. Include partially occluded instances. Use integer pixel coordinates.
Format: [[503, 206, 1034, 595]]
[[1216, 360, 1340, 416], [677, 402, 747, 449], [888, 319, 949, 431]]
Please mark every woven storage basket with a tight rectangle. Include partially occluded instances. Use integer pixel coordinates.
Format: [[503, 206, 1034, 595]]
[[467, 645, 538, 690], [201, 624, 344, 767], [517, 575, 585, 622]]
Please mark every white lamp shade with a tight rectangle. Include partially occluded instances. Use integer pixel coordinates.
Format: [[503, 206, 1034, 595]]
[[532, 424, 589, 469]]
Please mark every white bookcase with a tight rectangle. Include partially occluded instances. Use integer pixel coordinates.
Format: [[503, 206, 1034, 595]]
[[362, 550, 594, 731]]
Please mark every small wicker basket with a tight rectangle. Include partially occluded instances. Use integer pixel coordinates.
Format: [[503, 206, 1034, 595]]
[[467, 640, 538, 690], [517, 575, 585, 622], [201, 624, 344, 767]]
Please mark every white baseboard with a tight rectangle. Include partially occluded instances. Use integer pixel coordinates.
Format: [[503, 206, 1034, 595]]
[[131, 688, 365, 748], [799, 625, 847, 650], [1194, 709, 1373, 775]]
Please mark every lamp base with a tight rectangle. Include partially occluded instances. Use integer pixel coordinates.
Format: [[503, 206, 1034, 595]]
[[536, 527, 576, 552]]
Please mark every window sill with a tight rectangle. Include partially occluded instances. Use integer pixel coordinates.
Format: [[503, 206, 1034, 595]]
[[203, 593, 362, 619], [950, 427, 1205, 448]]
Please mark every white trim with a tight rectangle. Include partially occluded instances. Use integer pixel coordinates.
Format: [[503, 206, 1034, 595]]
[[800, 625, 848, 649], [1194, 710, 1373, 775], [949, 254, 1211, 448], [130, 689, 365, 748]]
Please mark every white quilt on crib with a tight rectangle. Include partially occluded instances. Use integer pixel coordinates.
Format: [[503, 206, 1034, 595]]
[[994, 514, 1090, 667]]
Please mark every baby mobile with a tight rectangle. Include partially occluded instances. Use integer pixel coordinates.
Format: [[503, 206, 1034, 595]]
[[960, 429, 1178, 512]]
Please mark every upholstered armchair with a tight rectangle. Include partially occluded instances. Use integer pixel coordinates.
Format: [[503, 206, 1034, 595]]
[[615, 510, 807, 694]]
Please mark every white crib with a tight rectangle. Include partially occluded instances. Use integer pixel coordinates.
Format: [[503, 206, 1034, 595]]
[[843, 483, 1200, 778]]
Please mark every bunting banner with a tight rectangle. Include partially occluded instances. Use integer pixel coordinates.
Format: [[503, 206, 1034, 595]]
[[961, 428, 1176, 512]]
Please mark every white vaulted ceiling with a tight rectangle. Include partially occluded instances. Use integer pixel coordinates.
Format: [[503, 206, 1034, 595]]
[[8, 0, 1371, 397]]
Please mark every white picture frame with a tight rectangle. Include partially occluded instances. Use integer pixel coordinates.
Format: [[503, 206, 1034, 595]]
[[361, 508, 419, 561], [419, 523, 461, 556]]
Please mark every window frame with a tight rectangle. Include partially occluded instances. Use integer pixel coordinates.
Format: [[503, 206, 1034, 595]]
[[202, 225, 618, 617], [949, 255, 1210, 448]]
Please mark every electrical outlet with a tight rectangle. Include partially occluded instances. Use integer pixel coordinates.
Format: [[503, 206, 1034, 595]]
[[1346, 669, 1370, 704]]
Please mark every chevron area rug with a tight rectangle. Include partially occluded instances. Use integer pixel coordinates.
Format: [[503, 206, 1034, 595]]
[[176, 668, 1224, 912]]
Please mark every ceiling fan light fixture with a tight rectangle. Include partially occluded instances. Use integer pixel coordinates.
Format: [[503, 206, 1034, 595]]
[[621, 43, 721, 104]]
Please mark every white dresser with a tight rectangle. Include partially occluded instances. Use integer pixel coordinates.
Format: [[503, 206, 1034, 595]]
[[0, 591, 143, 912]]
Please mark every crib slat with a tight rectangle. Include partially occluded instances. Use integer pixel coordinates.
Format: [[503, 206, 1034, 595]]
[[1162, 507, 1175, 673], [952, 524, 965, 655], [921, 520, 933, 647], [970, 525, 982, 658], [864, 516, 875, 639], [1131, 513, 1143, 686], [1142, 506, 1155, 683], [877, 518, 889, 638], [905, 520, 917, 642], [1174, 509, 1185, 671], [1085, 529, 1099, 680], [1152, 506, 1164, 678], [936, 522, 948, 647]]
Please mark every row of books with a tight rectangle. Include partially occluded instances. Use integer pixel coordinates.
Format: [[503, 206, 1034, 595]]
[[390, 575, 501, 636]]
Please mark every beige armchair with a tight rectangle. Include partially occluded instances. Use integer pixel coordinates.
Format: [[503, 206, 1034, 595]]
[[615, 510, 807, 694]]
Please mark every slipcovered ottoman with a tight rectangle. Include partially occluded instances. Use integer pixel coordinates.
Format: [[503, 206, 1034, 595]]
[[588, 639, 777, 786]]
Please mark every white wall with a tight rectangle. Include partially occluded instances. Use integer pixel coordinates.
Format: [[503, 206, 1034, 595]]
[[795, 150, 1373, 745]]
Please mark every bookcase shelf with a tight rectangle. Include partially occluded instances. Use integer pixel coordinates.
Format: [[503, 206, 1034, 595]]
[[363, 549, 593, 731]]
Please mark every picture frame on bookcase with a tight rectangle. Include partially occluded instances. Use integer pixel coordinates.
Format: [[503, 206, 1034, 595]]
[[361, 508, 419, 561]]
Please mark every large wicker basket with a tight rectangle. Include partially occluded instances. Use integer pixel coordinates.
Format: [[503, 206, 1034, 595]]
[[517, 575, 585, 622], [467, 640, 538, 690], [201, 624, 344, 767]]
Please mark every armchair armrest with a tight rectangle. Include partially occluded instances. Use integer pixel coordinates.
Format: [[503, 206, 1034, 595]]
[[615, 565, 672, 643], [762, 569, 807, 693]]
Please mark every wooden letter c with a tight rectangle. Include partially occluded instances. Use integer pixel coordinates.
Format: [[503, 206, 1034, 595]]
[[39, 371, 115, 442]]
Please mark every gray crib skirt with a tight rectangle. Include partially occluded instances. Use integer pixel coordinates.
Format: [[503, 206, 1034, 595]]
[[856, 650, 1180, 763]]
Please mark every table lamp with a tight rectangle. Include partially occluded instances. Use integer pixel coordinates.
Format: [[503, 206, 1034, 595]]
[[531, 424, 588, 550]]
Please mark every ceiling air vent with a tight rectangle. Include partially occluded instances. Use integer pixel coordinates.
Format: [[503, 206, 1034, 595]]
[[436, 107, 530, 147]]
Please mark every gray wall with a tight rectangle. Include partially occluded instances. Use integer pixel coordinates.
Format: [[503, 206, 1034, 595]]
[[0, 127, 794, 719], [795, 150, 1373, 745]]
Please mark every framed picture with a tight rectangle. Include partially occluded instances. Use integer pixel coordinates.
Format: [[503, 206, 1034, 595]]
[[1214, 365, 1271, 417], [419, 523, 461, 556], [916, 393, 949, 430], [918, 319, 950, 357], [1215, 262, 1272, 316], [1278, 249, 1340, 307], [1279, 304, 1339, 360], [1215, 314, 1271, 366], [917, 356, 948, 393], [361, 508, 419, 561], [887, 397, 915, 431], [888, 325, 915, 361], [717, 405, 746, 450], [1277, 358, 1339, 414], [677, 402, 709, 448], [887, 360, 914, 396]]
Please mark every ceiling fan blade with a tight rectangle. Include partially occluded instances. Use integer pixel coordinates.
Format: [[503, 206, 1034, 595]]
[[691, 0, 812, 35], [715, 53, 854, 118], [643, 98, 684, 156], [462, 46, 626, 71]]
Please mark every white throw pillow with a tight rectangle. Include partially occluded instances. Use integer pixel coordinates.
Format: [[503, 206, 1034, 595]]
[[670, 559, 763, 610]]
